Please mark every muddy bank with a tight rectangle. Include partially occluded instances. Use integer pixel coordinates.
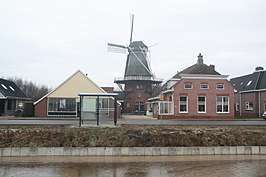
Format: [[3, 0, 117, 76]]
[[0, 125, 266, 147]]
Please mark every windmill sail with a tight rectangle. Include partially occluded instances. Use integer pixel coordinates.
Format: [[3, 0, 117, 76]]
[[107, 43, 127, 54], [129, 14, 134, 44]]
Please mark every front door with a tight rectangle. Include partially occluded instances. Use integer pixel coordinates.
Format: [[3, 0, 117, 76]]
[[134, 101, 144, 114]]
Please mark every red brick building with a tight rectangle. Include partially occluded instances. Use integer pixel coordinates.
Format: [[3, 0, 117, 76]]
[[230, 67, 266, 118], [148, 54, 235, 119]]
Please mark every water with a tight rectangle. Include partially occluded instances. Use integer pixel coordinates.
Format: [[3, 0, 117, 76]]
[[1, 156, 266, 177]]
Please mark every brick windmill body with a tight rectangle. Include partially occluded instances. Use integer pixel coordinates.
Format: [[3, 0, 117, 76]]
[[108, 15, 162, 114]]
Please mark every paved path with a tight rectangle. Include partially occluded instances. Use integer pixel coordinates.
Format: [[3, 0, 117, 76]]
[[0, 115, 266, 126]]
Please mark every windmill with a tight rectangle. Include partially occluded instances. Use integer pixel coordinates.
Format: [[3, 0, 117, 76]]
[[108, 14, 162, 114]]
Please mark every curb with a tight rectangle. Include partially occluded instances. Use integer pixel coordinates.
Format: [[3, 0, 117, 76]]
[[1, 146, 265, 157]]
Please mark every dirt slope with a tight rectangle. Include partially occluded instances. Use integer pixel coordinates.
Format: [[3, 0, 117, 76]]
[[0, 125, 266, 147]]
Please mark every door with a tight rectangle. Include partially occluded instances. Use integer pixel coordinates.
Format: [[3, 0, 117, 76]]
[[134, 101, 144, 114]]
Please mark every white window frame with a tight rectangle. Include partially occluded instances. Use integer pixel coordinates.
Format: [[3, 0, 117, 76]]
[[200, 84, 209, 89], [216, 96, 229, 113], [198, 96, 206, 113], [216, 84, 225, 90], [184, 83, 193, 89], [179, 96, 188, 113], [159, 101, 174, 115], [246, 102, 253, 111]]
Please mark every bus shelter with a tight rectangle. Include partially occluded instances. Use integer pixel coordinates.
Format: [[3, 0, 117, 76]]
[[78, 93, 119, 127]]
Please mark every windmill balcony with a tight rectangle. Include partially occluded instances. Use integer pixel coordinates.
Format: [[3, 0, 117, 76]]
[[114, 76, 163, 83]]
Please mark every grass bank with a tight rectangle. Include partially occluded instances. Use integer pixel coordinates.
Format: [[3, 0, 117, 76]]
[[0, 125, 266, 148]]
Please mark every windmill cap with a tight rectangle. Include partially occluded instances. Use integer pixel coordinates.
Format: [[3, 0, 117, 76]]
[[129, 41, 148, 51]]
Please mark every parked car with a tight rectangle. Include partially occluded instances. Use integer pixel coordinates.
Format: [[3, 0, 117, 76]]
[[263, 111, 266, 120]]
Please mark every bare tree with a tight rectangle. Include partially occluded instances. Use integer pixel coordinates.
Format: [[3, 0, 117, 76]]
[[8, 77, 51, 102]]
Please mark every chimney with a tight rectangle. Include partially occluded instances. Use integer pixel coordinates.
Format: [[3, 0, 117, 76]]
[[197, 53, 203, 64], [255, 66, 264, 72], [209, 64, 215, 71]]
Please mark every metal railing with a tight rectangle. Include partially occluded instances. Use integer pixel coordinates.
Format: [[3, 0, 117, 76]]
[[114, 76, 163, 82]]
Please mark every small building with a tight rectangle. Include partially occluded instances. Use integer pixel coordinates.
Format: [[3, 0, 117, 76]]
[[0, 78, 29, 116], [230, 66, 266, 118], [34, 70, 120, 118], [148, 54, 235, 119]]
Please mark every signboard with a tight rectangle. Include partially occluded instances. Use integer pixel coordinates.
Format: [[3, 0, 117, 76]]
[[159, 94, 164, 101]]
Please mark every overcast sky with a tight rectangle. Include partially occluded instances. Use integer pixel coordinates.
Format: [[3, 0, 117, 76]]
[[1, 0, 265, 89]]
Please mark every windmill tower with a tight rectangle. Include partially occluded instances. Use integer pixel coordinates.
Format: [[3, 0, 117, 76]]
[[108, 14, 162, 114]]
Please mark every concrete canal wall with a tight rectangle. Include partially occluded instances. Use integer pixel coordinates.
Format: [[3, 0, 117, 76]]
[[1, 146, 266, 157]]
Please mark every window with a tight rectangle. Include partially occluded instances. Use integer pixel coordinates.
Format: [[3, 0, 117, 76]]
[[184, 83, 192, 89], [198, 96, 206, 113], [99, 98, 109, 109], [246, 102, 253, 111], [98, 98, 109, 116], [217, 96, 229, 113], [126, 85, 132, 91], [159, 101, 174, 115], [216, 84, 224, 90], [200, 84, 209, 89], [236, 102, 240, 111], [179, 96, 188, 113], [9, 86, 15, 91], [1, 84, 7, 90], [48, 98, 77, 116], [247, 80, 252, 86], [136, 84, 143, 90]]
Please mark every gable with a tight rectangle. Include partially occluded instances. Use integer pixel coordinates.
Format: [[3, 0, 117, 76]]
[[48, 70, 105, 98]]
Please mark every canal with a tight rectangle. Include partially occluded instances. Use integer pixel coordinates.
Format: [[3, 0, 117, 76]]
[[1, 156, 266, 177]]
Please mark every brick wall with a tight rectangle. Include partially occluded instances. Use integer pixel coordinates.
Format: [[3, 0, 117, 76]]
[[236, 91, 266, 117], [260, 91, 266, 114], [101, 87, 114, 93], [34, 98, 47, 117], [172, 78, 234, 119], [124, 81, 152, 114]]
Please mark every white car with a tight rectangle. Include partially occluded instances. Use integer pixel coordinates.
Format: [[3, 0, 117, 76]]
[[263, 111, 266, 120]]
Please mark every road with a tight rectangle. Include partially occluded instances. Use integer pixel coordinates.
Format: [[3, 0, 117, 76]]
[[0, 116, 266, 126]]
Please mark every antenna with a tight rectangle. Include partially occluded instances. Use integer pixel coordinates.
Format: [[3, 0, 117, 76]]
[[129, 14, 134, 44]]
